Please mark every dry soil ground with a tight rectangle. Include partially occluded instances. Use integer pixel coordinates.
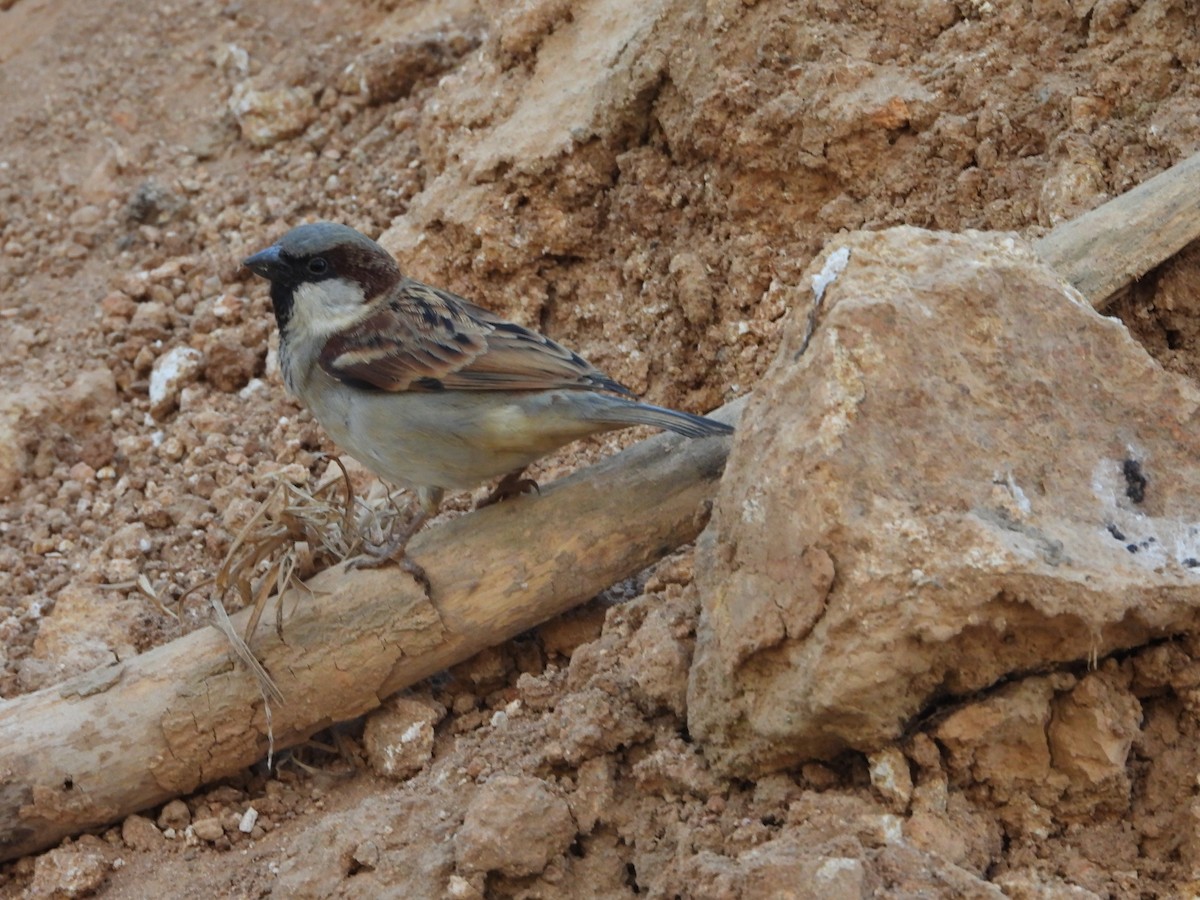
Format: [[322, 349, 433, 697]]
[[2, 0, 1200, 896]]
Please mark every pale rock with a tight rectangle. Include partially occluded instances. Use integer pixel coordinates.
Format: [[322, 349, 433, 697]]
[[103, 522, 152, 560], [688, 226, 1200, 772], [211, 292, 245, 321], [569, 755, 615, 834], [144, 258, 195, 285], [1039, 136, 1110, 226], [269, 785, 460, 897], [905, 800, 990, 871], [63, 367, 118, 427], [99, 290, 136, 320], [936, 677, 1071, 806], [24, 580, 140, 688], [682, 836, 873, 900], [8, 323, 35, 351], [129, 299, 171, 337], [824, 65, 937, 136], [0, 367, 117, 496], [992, 869, 1104, 899], [68, 461, 95, 482], [626, 602, 691, 717], [1048, 668, 1142, 787], [230, 85, 317, 148], [157, 799, 191, 830], [446, 874, 486, 899], [69, 204, 104, 227], [238, 807, 258, 833], [203, 327, 259, 393], [191, 816, 224, 842], [338, 30, 480, 106], [121, 814, 165, 851], [738, 842, 869, 900], [149, 346, 204, 419], [632, 737, 721, 799], [867, 746, 913, 810], [29, 838, 111, 897], [669, 251, 715, 325], [677, 793, 1002, 896], [454, 775, 576, 877], [351, 839, 379, 870], [362, 696, 444, 780], [544, 685, 653, 765], [213, 43, 249, 77], [925, 671, 1135, 847]]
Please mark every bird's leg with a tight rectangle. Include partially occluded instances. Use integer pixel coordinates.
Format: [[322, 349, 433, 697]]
[[352, 486, 444, 589], [476, 467, 540, 509]]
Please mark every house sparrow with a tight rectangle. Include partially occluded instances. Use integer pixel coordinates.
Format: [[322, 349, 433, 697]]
[[243, 222, 732, 577]]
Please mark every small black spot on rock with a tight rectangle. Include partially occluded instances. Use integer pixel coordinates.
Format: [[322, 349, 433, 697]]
[[1185, 558, 1199, 568], [1107, 523, 1126, 541], [1123, 459, 1147, 504], [1127, 544, 1138, 553]]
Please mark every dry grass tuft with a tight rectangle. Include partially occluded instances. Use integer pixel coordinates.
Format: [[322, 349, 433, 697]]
[[179, 458, 402, 712]]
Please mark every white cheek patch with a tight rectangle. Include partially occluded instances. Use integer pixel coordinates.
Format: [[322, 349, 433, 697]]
[[292, 279, 368, 337]]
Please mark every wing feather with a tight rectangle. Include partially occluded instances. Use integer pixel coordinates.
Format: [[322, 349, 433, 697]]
[[318, 280, 633, 395]]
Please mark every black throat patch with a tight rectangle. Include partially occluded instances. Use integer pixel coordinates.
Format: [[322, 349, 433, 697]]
[[269, 281, 295, 333]]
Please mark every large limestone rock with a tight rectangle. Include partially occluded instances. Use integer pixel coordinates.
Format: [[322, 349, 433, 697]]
[[688, 227, 1200, 773]]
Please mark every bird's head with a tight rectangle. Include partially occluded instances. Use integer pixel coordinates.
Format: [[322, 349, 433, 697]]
[[243, 222, 401, 336]]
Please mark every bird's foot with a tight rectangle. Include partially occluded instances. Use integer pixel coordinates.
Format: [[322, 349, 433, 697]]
[[476, 469, 540, 510], [350, 548, 429, 591], [352, 505, 431, 590]]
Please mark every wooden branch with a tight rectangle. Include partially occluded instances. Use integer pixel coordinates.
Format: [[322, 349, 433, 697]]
[[1034, 150, 1200, 309], [0, 399, 743, 862]]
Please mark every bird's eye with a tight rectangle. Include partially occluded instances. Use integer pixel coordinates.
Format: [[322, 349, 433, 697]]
[[307, 257, 329, 275]]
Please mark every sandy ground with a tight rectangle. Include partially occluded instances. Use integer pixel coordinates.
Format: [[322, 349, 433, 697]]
[[2, 0, 1200, 896]]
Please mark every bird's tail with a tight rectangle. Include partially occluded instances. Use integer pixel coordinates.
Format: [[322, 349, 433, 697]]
[[595, 398, 734, 438]]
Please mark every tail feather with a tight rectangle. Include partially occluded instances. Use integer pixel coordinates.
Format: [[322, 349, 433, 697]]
[[595, 398, 734, 438]]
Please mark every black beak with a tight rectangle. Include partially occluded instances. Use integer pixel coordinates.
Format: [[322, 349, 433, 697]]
[[243, 245, 287, 280]]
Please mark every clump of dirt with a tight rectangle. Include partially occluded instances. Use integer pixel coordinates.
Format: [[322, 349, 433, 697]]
[[2, 0, 1200, 895]]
